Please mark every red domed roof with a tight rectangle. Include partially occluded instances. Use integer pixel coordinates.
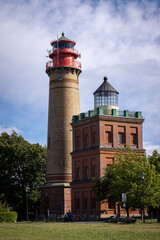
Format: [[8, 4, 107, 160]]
[[51, 32, 76, 46]]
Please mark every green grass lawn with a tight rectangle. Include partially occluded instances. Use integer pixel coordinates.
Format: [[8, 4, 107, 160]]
[[0, 221, 160, 240]]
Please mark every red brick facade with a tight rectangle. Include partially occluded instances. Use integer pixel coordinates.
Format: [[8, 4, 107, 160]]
[[71, 113, 144, 219], [41, 186, 71, 219]]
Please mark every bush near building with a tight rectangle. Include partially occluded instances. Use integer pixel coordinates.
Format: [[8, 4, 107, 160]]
[[0, 211, 17, 223], [0, 194, 17, 222]]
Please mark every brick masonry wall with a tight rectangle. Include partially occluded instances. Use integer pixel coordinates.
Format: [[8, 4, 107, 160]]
[[41, 186, 71, 215], [46, 69, 81, 183], [41, 67, 81, 215], [71, 115, 144, 218]]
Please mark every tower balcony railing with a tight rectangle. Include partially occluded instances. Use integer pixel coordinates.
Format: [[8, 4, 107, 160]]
[[72, 108, 143, 122], [46, 60, 81, 70], [48, 48, 79, 56]]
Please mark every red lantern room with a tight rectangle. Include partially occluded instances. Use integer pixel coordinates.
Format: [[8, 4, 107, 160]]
[[46, 32, 81, 70]]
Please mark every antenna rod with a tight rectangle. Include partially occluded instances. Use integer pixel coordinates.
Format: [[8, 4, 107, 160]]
[[57, 34, 59, 65]]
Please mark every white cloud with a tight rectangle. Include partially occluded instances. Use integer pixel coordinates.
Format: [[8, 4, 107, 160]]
[[0, 0, 159, 146], [0, 125, 21, 135], [144, 141, 160, 156]]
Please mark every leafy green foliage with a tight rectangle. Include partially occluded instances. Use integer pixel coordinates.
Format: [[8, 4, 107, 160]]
[[0, 211, 17, 222], [93, 149, 160, 215], [0, 194, 17, 222], [0, 194, 9, 212], [0, 132, 46, 220], [148, 150, 160, 173]]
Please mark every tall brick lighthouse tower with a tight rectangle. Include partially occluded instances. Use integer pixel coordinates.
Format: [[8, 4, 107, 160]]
[[41, 33, 82, 217]]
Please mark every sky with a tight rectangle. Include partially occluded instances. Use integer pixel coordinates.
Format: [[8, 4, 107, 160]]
[[0, 0, 160, 155]]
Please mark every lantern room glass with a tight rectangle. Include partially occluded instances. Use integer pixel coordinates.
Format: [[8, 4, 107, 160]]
[[94, 92, 118, 108], [52, 42, 74, 49]]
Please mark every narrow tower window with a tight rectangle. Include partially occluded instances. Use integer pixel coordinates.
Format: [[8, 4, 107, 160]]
[[84, 198, 88, 209], [92, 165, 97, 177], [84, 166, 88, 179], [131, 134, 137, 144], [91, 126, 97, 146], [130, 127, 138, 146], [105, 125, 113, 144], [118, 133, 124, 144], [118, 126, 125, 145], [106, 131, 112, 143], [83, 133, 89, 147], [59, 72, 62, 80], [76, 168, 80, 180]]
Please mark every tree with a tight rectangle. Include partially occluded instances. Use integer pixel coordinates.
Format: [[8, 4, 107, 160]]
[[93, 149, 160, 217], [0, 132, 46, 220], [0, 194, 9, 212], [148, 150, 160, 173], [148, 150, 160, 216]]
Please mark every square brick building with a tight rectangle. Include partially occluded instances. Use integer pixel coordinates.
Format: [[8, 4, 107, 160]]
[[71, 77, 144, 219]]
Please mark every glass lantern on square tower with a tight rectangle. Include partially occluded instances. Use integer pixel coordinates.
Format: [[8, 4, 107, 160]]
[[41, 33, 82, 217], [94, 76, 119, 114]]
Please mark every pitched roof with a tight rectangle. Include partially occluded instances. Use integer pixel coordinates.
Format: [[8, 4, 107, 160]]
[[93, 77, 119, 95]]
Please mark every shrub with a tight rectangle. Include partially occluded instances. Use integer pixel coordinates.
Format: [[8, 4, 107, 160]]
[[0, 211, 17, 222], [0, 194, 9, 212]]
